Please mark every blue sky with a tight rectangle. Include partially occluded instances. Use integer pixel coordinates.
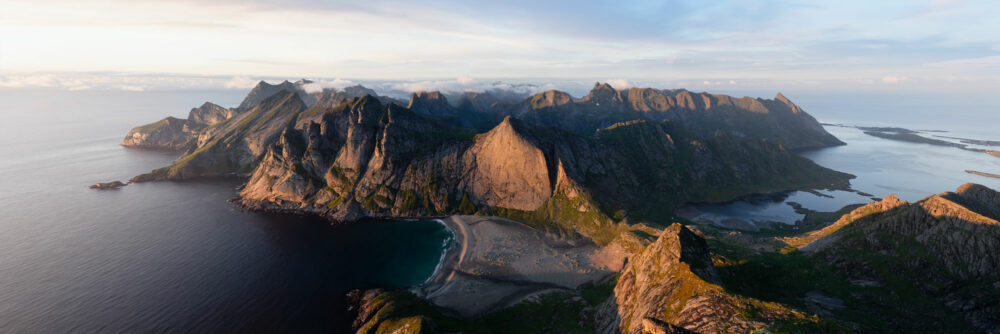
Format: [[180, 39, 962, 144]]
[[0, 0, 997, 94]]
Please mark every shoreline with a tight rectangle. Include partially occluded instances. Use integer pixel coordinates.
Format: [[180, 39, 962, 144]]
[[422, 217, 467, 287], [232, 198, 627, 317], [411, 215, 625, 317]]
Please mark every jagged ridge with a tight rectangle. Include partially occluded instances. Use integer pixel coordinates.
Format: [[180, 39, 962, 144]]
[[796, 183, 1000, 332]]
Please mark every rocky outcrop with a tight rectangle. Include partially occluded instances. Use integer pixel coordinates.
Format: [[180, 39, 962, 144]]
[[407, 91, 455, 117], [238, 79, 317, 109], [606, 224, 817, 333], [801, 183, 1000, 332], [121, 116, 192, 150], [132, 91, 308, 181], [89, 180, 128, 190], [123, 103, 240, 150], [313, 85, 394, 108], [351, 289, 436, 334], [186, 102, 235, 126]]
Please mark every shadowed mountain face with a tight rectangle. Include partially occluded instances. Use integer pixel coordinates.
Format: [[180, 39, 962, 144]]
[[398, 82, 843, 151], [238, 79, 316, 109], [131, 91, 308, 181], [798, 183, 1000, 332]]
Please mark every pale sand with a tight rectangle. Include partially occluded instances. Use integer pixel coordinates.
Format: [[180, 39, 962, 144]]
[[412, 215, 626, 317]]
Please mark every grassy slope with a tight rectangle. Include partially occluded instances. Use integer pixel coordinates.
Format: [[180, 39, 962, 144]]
[[710, 201, 982, 333], [356, 279, 618, 334]]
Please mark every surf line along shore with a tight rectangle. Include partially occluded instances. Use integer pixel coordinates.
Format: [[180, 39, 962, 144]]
[[412, 215, 627, 317]]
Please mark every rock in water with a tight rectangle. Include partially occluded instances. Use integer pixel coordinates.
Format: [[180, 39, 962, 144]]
[[89, 181, 128, 190]]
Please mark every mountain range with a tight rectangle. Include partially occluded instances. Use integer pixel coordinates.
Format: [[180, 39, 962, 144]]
[[119, 80, 1000, 333], [124, 80, 850, 242]]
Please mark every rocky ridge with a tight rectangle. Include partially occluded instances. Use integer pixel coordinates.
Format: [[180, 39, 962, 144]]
[[600, 224, 822, 334], [797, 183, 1000, 332]]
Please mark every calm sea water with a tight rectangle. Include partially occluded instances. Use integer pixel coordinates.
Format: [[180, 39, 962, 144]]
[[685, 123, 1000, 226], [0, 89, 451, 332]]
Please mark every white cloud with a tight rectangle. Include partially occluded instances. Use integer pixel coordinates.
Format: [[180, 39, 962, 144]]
[[389, 76, 491, 93], [605, 79, 632, 90], [881, 76, 908, 84], [301, 78, 357, 93], [224, 76, 259, 89], [114, 85, 145, 91]]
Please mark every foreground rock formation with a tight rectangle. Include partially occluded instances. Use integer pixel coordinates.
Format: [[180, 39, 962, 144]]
[[796, 183, 1000, 332], [601, 224, 820, 334]]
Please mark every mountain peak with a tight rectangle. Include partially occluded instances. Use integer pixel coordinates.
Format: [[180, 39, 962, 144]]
[[593, 81, 616, 91], [583, 82, 621, 104], [407, 91, 454, 116], [528, 90, 573, 109], [773, 92, 803, 114]]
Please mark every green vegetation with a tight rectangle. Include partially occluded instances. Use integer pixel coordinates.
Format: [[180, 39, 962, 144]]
[[490, 194, 622, 245], [326, 196, 346, 209], [457, 193, 476, 215], [396, 190, 419, 212], [357, 278, 620, 334], [711, 238, 978, 333]]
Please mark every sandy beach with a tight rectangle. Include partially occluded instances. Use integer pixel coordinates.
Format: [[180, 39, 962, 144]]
[[412, 215, 626, 317]]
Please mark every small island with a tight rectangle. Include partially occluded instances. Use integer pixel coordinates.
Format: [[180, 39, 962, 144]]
[[966, 170, 1000, 179]]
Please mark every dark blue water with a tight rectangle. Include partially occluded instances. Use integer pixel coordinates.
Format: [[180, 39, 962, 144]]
[[0, 89, 451, 332]]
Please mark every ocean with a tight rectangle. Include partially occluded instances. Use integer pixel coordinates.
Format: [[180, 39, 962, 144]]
[[0, 89, 451, 332]]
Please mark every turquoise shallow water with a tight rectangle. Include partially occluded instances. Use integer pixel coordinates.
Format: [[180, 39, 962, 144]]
[[0, 89, 451, 332]]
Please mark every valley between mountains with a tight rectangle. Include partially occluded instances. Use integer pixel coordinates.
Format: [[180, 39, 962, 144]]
[[120, 80, 1000, 333]]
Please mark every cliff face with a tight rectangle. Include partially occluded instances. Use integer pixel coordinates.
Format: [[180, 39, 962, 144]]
[[238, 79, 317, 109], [801, 183, 1000, 332], [406, 91, 455, 116], [123, 102, 240, 150], [121, 116, 192, 150], [132, 91, 307, 181], [603, 224, 818, 334], [313, 85, 392, 108], [185, 102, 236, 126], [230, 94, 849, 240]]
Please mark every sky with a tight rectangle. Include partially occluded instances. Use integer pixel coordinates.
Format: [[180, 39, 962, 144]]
[[0, 0, 998, 94]]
